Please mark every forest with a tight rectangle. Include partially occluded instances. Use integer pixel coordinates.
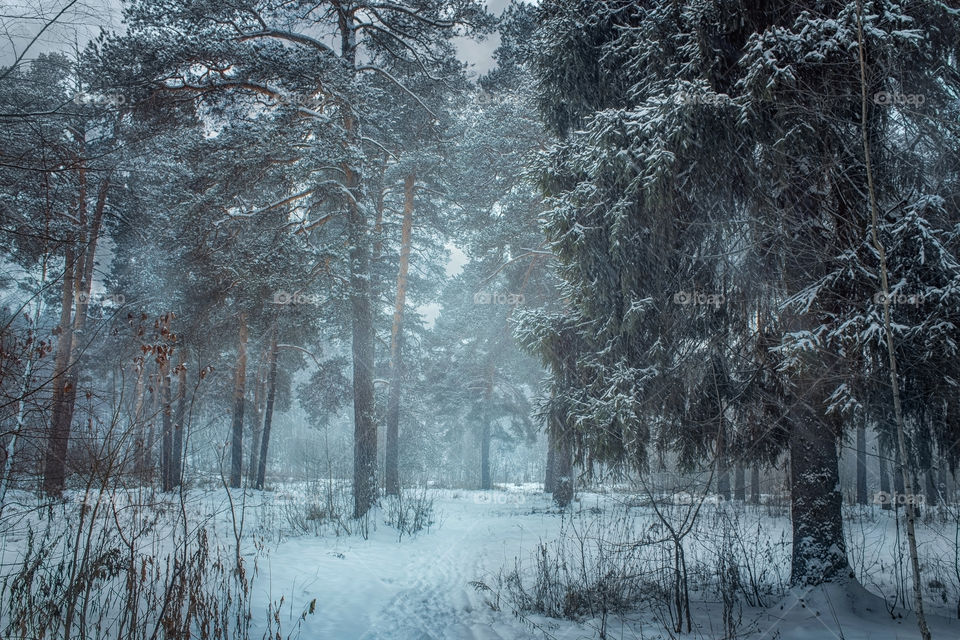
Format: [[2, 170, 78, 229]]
[[1, 0, 960, 638]]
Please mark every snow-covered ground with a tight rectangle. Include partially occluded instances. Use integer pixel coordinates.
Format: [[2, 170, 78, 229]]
[[3, 483, 960, 639], [245, 486, 960, 640]]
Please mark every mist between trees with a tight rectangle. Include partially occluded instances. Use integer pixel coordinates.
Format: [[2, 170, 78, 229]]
[[1, 1, 960, 639]]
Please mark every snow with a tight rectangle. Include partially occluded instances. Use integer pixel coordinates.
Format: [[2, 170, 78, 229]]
[[4, 484, 960, 639], [252, 485, 568, 639], [242, 486, 960, 639]]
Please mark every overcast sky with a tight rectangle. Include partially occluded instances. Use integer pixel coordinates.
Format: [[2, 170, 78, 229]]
[[1, 0, 511, 75]]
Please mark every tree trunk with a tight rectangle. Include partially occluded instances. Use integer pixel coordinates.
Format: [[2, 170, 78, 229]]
[[160, 362, 173, 492], [1, 274, 45, 506], [256, 328, 279, 491], [339, 13, 378, 519], [247, 353, 266, 487], [480, 421, 491, 491], [172, 365, 186, 489], [544, 434, 556, 494], [879, 442, 892, 510], [856, 422, 868, 505], [44, 177, 107, 495], [716, 418, 730, 502], [856, 19, 931, 635], [480, 360, 495, 491], [922, 419, 940, 507], [229, 313, 248, 488], [924, 469, 937, 509], [750, 465, 760, 505], [789, 401, 848, 586], [132, 360, 147, 481], [553, 418, 574, 508], [716, 465, 730, 502], [385, 172, 415, 496], [894, 445, 905, 495], [734, 465, 745, 501], [42, 245, 76, 496], [938, 454, 949, 505], [349, 177, 377, 516], [143, 373, 158, 483]]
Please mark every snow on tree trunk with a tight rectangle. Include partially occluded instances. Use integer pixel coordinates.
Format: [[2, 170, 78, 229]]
[[789, 401, 848, 586], [349, 171, 377, 517]]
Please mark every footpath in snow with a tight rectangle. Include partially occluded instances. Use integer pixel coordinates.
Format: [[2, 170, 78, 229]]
[[250, 486, 960, 640]]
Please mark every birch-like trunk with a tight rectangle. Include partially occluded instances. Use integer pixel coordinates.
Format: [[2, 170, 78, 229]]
[[856, 9, 930, 636]]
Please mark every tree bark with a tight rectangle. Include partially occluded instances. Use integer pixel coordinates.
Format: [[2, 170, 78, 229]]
[[132, 359, 147, 481], [144, 372, 158, 483], [480, 421, 491, 491], [734, 464, 745, 501], [45, 177, 108, 494], [894, 445, 905, 495], [229, 313, 248, 488], [338, 10, 378, 519], [856, 422, 868, 505], [385, 173, 415, 496], [553, 416, 573, 508], [924, 469, 937, 509], [879, 441, 892, 510], [750, 464, 760, 505], [716, 465, 730, 502], [247, 352, 266, 487], [788, 400, 848, 585], [856, 15, 931, 634], [172, 365, 186, 489], [256, 327, 279, 491], [937, 454, 949, 505], [716, 416, 730, 502], [42, 244, 75, 495], [480, 360, 495, 491], [160, 360, 173, 492], [544, 433, 556, 494]]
